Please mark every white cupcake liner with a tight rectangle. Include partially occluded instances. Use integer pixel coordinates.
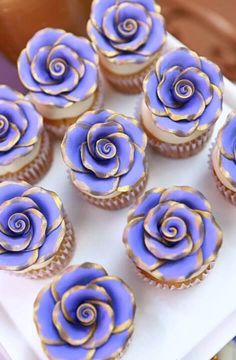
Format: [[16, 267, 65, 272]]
[[134, 262, 215, 290], [45, 81, 104, 140], [209, 143, 236, 205], [0, 130, 53, 184], [11, 214, 75, 280]]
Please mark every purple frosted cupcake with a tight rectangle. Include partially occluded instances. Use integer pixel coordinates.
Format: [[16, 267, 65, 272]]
[[17, 28, 103, 139], [141, 47, 223, 158], [87, 0, 166, 94], [34, 262, 135, 360], [0, 85, 52, 184], [211, 112, 236, 204], [123, 186, 223, 289], [0, 181, 74, 279], [61, 109, 147, 210]]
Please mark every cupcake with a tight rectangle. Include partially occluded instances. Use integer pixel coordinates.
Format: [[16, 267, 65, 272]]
[[0, 85, 52, 183], [34, 262, 136, 360], [17, 28, 103, 139], [211, 111, 236, 205], [87, 0, 166, 94], [141, 47, 223, 158], [61, 109, 147, 210], [0, 181, 74, 279], [123, 186, 223, 289]]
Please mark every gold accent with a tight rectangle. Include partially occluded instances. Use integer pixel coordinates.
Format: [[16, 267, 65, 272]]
[[217, 110, 236, 160], [111, 22, 150, 52], [33, 284, 65, 345], [24, 208, 47, 250], [17, 49, 40, 92], [52, 301, 95, 346], [40, 67, 79, 96], [0, 123, 21, 151], [22, 187, 64, 234], [143, 70, 168, 117], [82, 300, 114, 349], [200, 56, 224, 94], [0, 229, 32, 252], [31, 46, 56, 85], [51, 262, 108, 302], [81, 142, 120, 179], [0, 248, 39, 271], [123, 215, 165, 271], [128, 187, 165, 221], [61, 284, 111, 324]]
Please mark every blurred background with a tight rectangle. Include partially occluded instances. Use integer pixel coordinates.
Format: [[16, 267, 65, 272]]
[[0, 0, 235, 359]]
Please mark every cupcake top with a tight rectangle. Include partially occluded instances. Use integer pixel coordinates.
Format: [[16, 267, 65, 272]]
[[87, 0, 166, 65], [0, 181, 65, 272], [61, 109, 147, 197], [123, 186, 222, 285], [18, 28, 98, 108], [213, 111, 236, 190], [0, 85, 42, 166], [143, 47, 223, 138], [34, 262, 135, 360]]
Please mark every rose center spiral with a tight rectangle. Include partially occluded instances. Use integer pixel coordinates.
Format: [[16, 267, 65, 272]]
[[49, 58, 67, 79], [76, 303, 97, 326], [0, 115, 9, 138], [160, 217, 187, 243], [8, 213, 31, 235], [95, 139, 117, 159], [173, 79, 195, 102], [118, 18, 138, 37]]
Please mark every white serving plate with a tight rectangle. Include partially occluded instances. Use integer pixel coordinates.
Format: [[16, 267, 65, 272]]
[[1, 35, 236, 360]]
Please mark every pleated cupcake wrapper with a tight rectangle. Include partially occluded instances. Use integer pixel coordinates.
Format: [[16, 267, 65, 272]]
[[0, 130, 53, 185], [78, 173, 148, 210], [135, 262, 215, 290], [135, 96, 213, 158], [100, 60, 156, 94], [209, 143, 236, 205], [45, 81, 104, 140], [11, 214, 75, 280]]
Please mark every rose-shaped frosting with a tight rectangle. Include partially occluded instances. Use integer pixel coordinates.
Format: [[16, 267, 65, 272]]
[[124, 186, 222, 283], [0, 181, 65, 271], [213, 112, 236, 189], [18, 28, 98, 108], [61, 109, 147, 196], [143, 48, 223, 137], [0, 85, 42, 166], [87, 0, 166, 64], [34, 262, 135, 360]]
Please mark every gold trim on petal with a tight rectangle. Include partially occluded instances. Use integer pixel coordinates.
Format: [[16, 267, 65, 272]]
[[33, 284, 65, 346], [52, 302, 95, 346]]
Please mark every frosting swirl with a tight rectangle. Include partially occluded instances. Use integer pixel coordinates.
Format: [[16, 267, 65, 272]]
[[143, 47, 223, 137], [34, 262, 135, 360], [18, 28, 98, 108], [61, 109, 147, 196], [123, 186, 222, 283], [87, 0, 166, 64], [213, 111, 236, 190], [0, 85, 42, 166], [0, 181, 65, 272]]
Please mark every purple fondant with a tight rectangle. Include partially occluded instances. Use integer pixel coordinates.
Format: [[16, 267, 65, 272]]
[[0, 86, 42, 165], [18, 28, 98, 108], [216, 112, 236, 187], [124, 186, 222, 282], [61, 109, 147, 197], [144, 48, 223, 137], [88, 0, 166, 64], [0, 181, 65, 272], [34, 263, 135, 360]]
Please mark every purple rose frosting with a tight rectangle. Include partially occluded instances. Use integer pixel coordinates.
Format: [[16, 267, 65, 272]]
[[18, 28, 98, 108], [143, 48, 224, 137], [214, 112, 236, 188], [0, 181, 65, 272], [0, 85, 42, 166], [61, 109, 147, 196], [34, 262, 135, 360], [123, 186, 222, 283], [87, 0, 166, 64]]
